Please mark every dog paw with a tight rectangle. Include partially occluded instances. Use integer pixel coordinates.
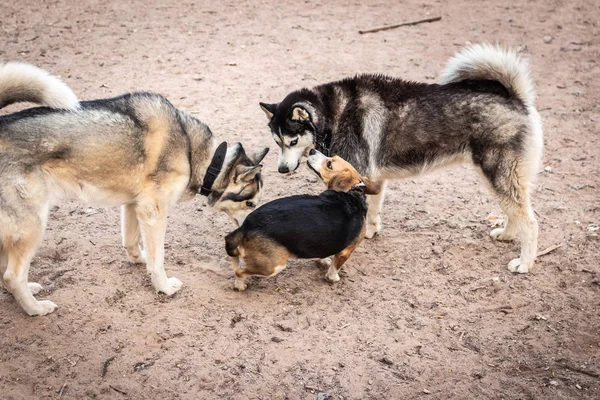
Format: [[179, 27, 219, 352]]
[[365, 215, 381, 239], [234, 278, 247, 291], [26, 300, 58, 316], [316, 258, 332, 268], [157, 277, 183, 296], [325, 268, 341, 283], [365, 223, 380, 239], [490, 228, 516, 242], [507, 258, 529, 274], [28, 282, 43, 295]]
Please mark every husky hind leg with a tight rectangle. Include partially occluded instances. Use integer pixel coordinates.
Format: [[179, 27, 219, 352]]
[[3, 209, 57, 316], [481, 149, 539, 274]]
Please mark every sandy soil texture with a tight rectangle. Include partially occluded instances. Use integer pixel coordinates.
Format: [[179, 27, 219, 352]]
[[0, 0, 598, 399]]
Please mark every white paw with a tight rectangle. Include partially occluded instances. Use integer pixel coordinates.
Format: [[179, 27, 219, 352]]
[[26, 300, 58, 316], [326, 268, 340, 283], [365, 223, 380, 239], [316, 258, 332, 268], [28, 282, 43, 295], [507, 258, 529, 274], [234, 277, 247, 291], [365, 214, 381, 239], [157, 277, 183, 296], [490, 227, 516, 242]]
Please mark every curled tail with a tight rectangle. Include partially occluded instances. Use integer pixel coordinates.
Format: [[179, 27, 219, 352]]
[[439, 44, 536, 108], [0, 62, 79, 110], [225, 229, 244, 257]]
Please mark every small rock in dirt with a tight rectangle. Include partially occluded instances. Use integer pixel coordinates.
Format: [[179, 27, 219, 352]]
[[133, 359, 155, 372], [316, 393, 332, 400], [576, 384, 582, 390], [379, 357, 394, 366], [543, 35, 553, 43], [549, 380, 559, 386], [230, 313, 244, 327], [431, 246, 443, 255], [275, 323, 293, 332], [534, 314, 548, 321], [271, 336, 284, 343], [423, 389, 432, 394]]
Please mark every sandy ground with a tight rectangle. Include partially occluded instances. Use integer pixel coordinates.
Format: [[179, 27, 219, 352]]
[[0, 0, 599, 399]]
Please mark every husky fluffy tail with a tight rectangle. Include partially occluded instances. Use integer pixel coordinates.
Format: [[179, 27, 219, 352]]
[[0, 62, 79, 110], [439, 44, 536, 108], [225, 229, 243, 257]]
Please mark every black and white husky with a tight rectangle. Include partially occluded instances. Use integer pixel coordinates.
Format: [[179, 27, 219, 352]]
[[260, 44, 543, 274]]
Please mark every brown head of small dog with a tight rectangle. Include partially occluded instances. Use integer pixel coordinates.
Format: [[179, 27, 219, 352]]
[[307, 149, 382, 195]]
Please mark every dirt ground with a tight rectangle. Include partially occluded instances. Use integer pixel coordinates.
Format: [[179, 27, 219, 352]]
[[0, 0, 599, 399]]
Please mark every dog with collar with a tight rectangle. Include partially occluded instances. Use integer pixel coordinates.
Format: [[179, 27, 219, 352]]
[[225, 149, 381, 291], [259, 44, 543, 274], [0, 62, 268, 316]]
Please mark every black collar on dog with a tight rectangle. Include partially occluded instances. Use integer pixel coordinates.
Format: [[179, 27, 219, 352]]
[[199, 141, 228, 197]]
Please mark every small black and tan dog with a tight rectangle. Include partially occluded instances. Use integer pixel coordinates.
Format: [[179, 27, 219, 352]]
[[225, 149, 381, 291]]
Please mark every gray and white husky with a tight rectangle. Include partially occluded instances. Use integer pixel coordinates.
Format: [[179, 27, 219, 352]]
[[0, 62, 268, 316], [260, 44, 543, 274]]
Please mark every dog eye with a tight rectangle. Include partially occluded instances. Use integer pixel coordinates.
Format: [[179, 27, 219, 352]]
[[246, 201, 254, 208], [290, 138, 298, 146], [326, 161, 332, 169]]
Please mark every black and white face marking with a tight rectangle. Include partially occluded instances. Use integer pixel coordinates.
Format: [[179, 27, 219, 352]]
[[262, 102, 316, 174], [274, 132, 314, 174], [206, 143, 266, 226], [210, 181, 262, 227]]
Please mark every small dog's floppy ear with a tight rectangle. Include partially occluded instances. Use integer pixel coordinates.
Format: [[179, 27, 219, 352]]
[[361, 177, 382, 195], [250, 147, 269, 165], [327, 172, 353, 191], [260, 102, 277, 120], [235, 165, 262, 183], [291, 106, 309, 122]]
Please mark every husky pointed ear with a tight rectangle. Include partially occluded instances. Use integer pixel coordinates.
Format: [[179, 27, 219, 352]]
[[235, 164, 262, 183], [291, 106, 310, 122], [250, 147, 269, 165], [361, 177, 382, 195], [260, 102, 277, 120]]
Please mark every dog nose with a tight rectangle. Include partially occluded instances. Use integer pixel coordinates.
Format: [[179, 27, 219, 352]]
[[309, 148, 316, 156], [278, 165, 290, 173]]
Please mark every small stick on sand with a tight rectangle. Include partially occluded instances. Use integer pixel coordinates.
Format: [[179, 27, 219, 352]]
[[359, 16, 442, 34], [102, 356, 115, 378], [58, 382, 67, 398], [536, 243, 564, 258], [109, 385, 127, 395]]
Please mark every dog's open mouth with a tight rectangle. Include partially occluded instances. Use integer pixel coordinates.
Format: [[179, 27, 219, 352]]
[[307, 160, 322, 179]]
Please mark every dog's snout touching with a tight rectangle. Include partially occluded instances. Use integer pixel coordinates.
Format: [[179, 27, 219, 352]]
[[278, 165, 290, 174], [309, 148, 316, 156]]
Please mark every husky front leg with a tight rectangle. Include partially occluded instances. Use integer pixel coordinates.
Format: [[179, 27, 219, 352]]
[[135, 201, 182, 295], [365, 180, 387, 238], [121, 204, 146, 264]]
